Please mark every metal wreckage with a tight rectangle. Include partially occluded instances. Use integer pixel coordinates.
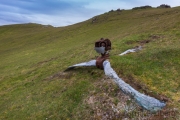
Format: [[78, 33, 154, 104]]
[[65, 38, 166, 112]]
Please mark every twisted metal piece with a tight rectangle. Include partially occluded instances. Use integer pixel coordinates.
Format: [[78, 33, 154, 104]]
[[103, 60, 166, 112], [65, 59, 166, 112]]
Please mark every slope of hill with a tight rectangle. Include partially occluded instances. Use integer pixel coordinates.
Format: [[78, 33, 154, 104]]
[[0, 7, 180, 119]]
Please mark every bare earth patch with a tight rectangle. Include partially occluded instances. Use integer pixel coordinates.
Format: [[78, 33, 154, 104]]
[[84, 77, 179, 120], [126, 35, 162, 46], [44, 72, 73, 81]]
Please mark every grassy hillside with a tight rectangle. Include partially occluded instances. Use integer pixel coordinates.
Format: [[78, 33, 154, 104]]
[[0, 7, 180, 119]]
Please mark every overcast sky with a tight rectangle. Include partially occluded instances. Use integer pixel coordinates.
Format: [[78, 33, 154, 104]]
[[0, 0, 179, 27]]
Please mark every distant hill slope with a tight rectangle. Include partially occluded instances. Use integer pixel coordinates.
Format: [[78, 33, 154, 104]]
[[0, 7, 180, 119]]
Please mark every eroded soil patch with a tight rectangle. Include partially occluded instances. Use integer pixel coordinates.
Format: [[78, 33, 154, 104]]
[[84, 77, 179, 120], [126, 35, 162, 46], [123, 74, 170, 103], [44, 72, 73, 81]]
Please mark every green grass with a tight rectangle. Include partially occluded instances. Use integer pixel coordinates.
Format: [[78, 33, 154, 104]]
[[0, 7, 180, 119]]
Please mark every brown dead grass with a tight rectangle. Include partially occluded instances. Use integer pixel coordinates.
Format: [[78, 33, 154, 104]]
[[84, 77, 179, 120], [44, 72, 73, 81]]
